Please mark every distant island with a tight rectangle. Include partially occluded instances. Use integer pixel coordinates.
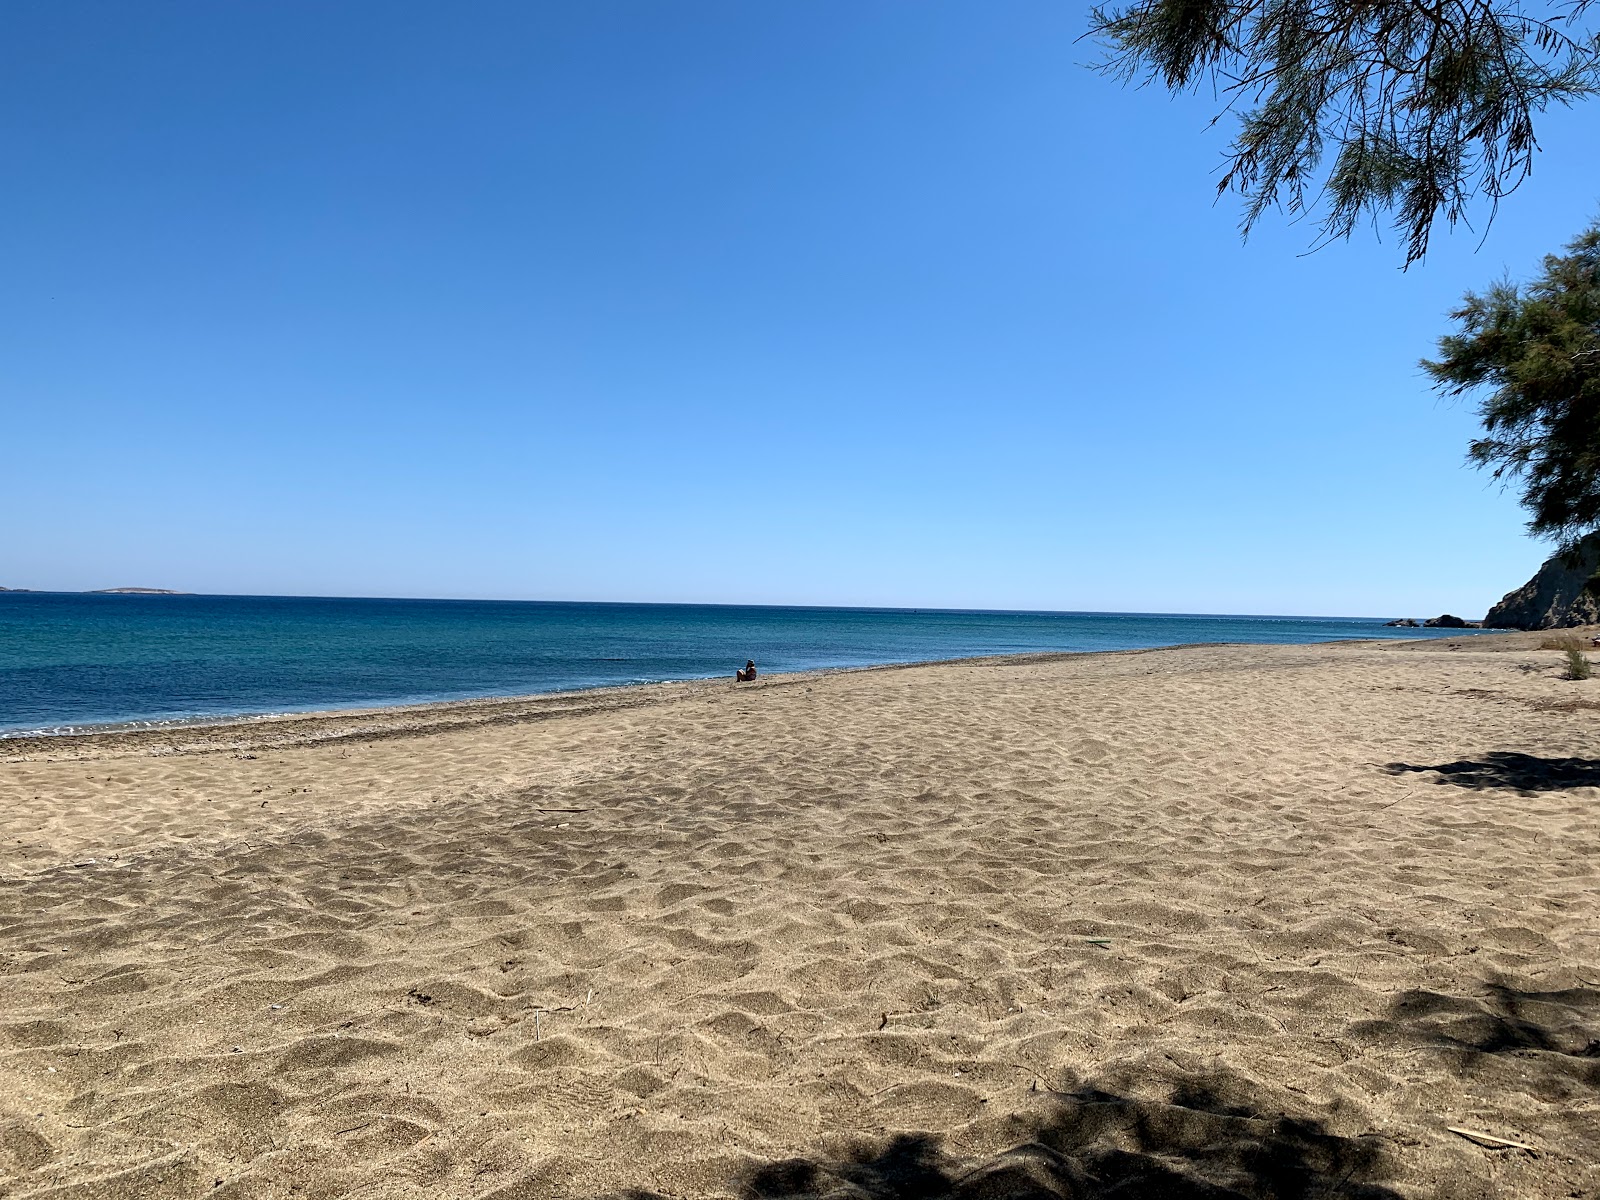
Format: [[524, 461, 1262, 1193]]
[[1, 587, 190, 594]]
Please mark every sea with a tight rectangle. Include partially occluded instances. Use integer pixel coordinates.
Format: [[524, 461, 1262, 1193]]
[[0, 592, 1485, 736]]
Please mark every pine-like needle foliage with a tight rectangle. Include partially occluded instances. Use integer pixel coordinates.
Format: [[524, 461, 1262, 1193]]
[[1425, 222, 1600, 547], [1090, 0, 1599, 264]]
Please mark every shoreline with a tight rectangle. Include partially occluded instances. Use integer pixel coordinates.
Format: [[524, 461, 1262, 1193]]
[[0, 630, 1520, 760], [1, 651, 1104, 760]]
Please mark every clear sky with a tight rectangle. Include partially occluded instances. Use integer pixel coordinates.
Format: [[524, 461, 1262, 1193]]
[[4, 2, 1595, 616]]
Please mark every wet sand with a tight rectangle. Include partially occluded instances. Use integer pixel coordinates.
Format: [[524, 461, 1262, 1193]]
[[2, 634, 1597, 1198]]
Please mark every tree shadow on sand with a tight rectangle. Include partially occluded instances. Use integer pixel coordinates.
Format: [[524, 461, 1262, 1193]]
[[1383, 752, 1600, 791], [578, 989, 1598, 1200], [599, 1069, 1405, 1200], [1352, 980, 1600, 1098]]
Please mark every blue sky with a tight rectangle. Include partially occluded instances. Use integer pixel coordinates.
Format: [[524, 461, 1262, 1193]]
[[3, 2, 1595, 616]]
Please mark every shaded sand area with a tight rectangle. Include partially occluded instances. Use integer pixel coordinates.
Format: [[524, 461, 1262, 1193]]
[[2, 636, 1597, 1199]]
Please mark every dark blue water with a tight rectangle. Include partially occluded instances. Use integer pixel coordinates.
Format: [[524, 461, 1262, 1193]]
[[0, 593, 1484, 735]]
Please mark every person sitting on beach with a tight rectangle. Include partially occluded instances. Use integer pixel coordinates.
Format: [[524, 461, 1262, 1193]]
[[735, 659, 757, 682]]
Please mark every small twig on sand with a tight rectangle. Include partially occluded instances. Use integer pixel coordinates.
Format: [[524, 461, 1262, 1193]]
[[335, 1121, 375, 1136], [535, 808, 587, 813], [1010, 1063, 1067, 1093], [1448, 1126, 1536, 1152]]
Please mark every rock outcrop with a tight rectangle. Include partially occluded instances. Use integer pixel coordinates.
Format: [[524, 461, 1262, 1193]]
[[1423, 614, 1482, 628], [1484, 531, 1600, 629], [1384, 618, 1420, 627]]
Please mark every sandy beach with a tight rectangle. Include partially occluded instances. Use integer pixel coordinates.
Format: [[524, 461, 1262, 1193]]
[[2, 635, 1597, 1199]]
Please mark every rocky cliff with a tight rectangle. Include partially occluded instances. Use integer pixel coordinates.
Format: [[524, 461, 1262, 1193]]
[[1485, 532, 1600, 629]]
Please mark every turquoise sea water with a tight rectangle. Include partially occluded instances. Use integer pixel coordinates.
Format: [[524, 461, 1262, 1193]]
[[0, 593, 1484, 735]]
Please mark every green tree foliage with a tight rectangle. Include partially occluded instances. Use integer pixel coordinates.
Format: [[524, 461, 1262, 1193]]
[[1089, 0, 1599, 265], [1425, 222, 1600, 545]]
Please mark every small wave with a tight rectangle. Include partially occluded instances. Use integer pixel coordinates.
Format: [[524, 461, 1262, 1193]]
[[0, 710, 294, 739]]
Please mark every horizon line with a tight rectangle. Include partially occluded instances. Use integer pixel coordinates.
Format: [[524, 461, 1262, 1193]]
[[0, 587, 1476, 624]]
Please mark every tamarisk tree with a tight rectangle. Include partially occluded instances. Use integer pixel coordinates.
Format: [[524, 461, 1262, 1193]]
[[1090, 0, 1599, 264], [1425, 222, 1600, 547]]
